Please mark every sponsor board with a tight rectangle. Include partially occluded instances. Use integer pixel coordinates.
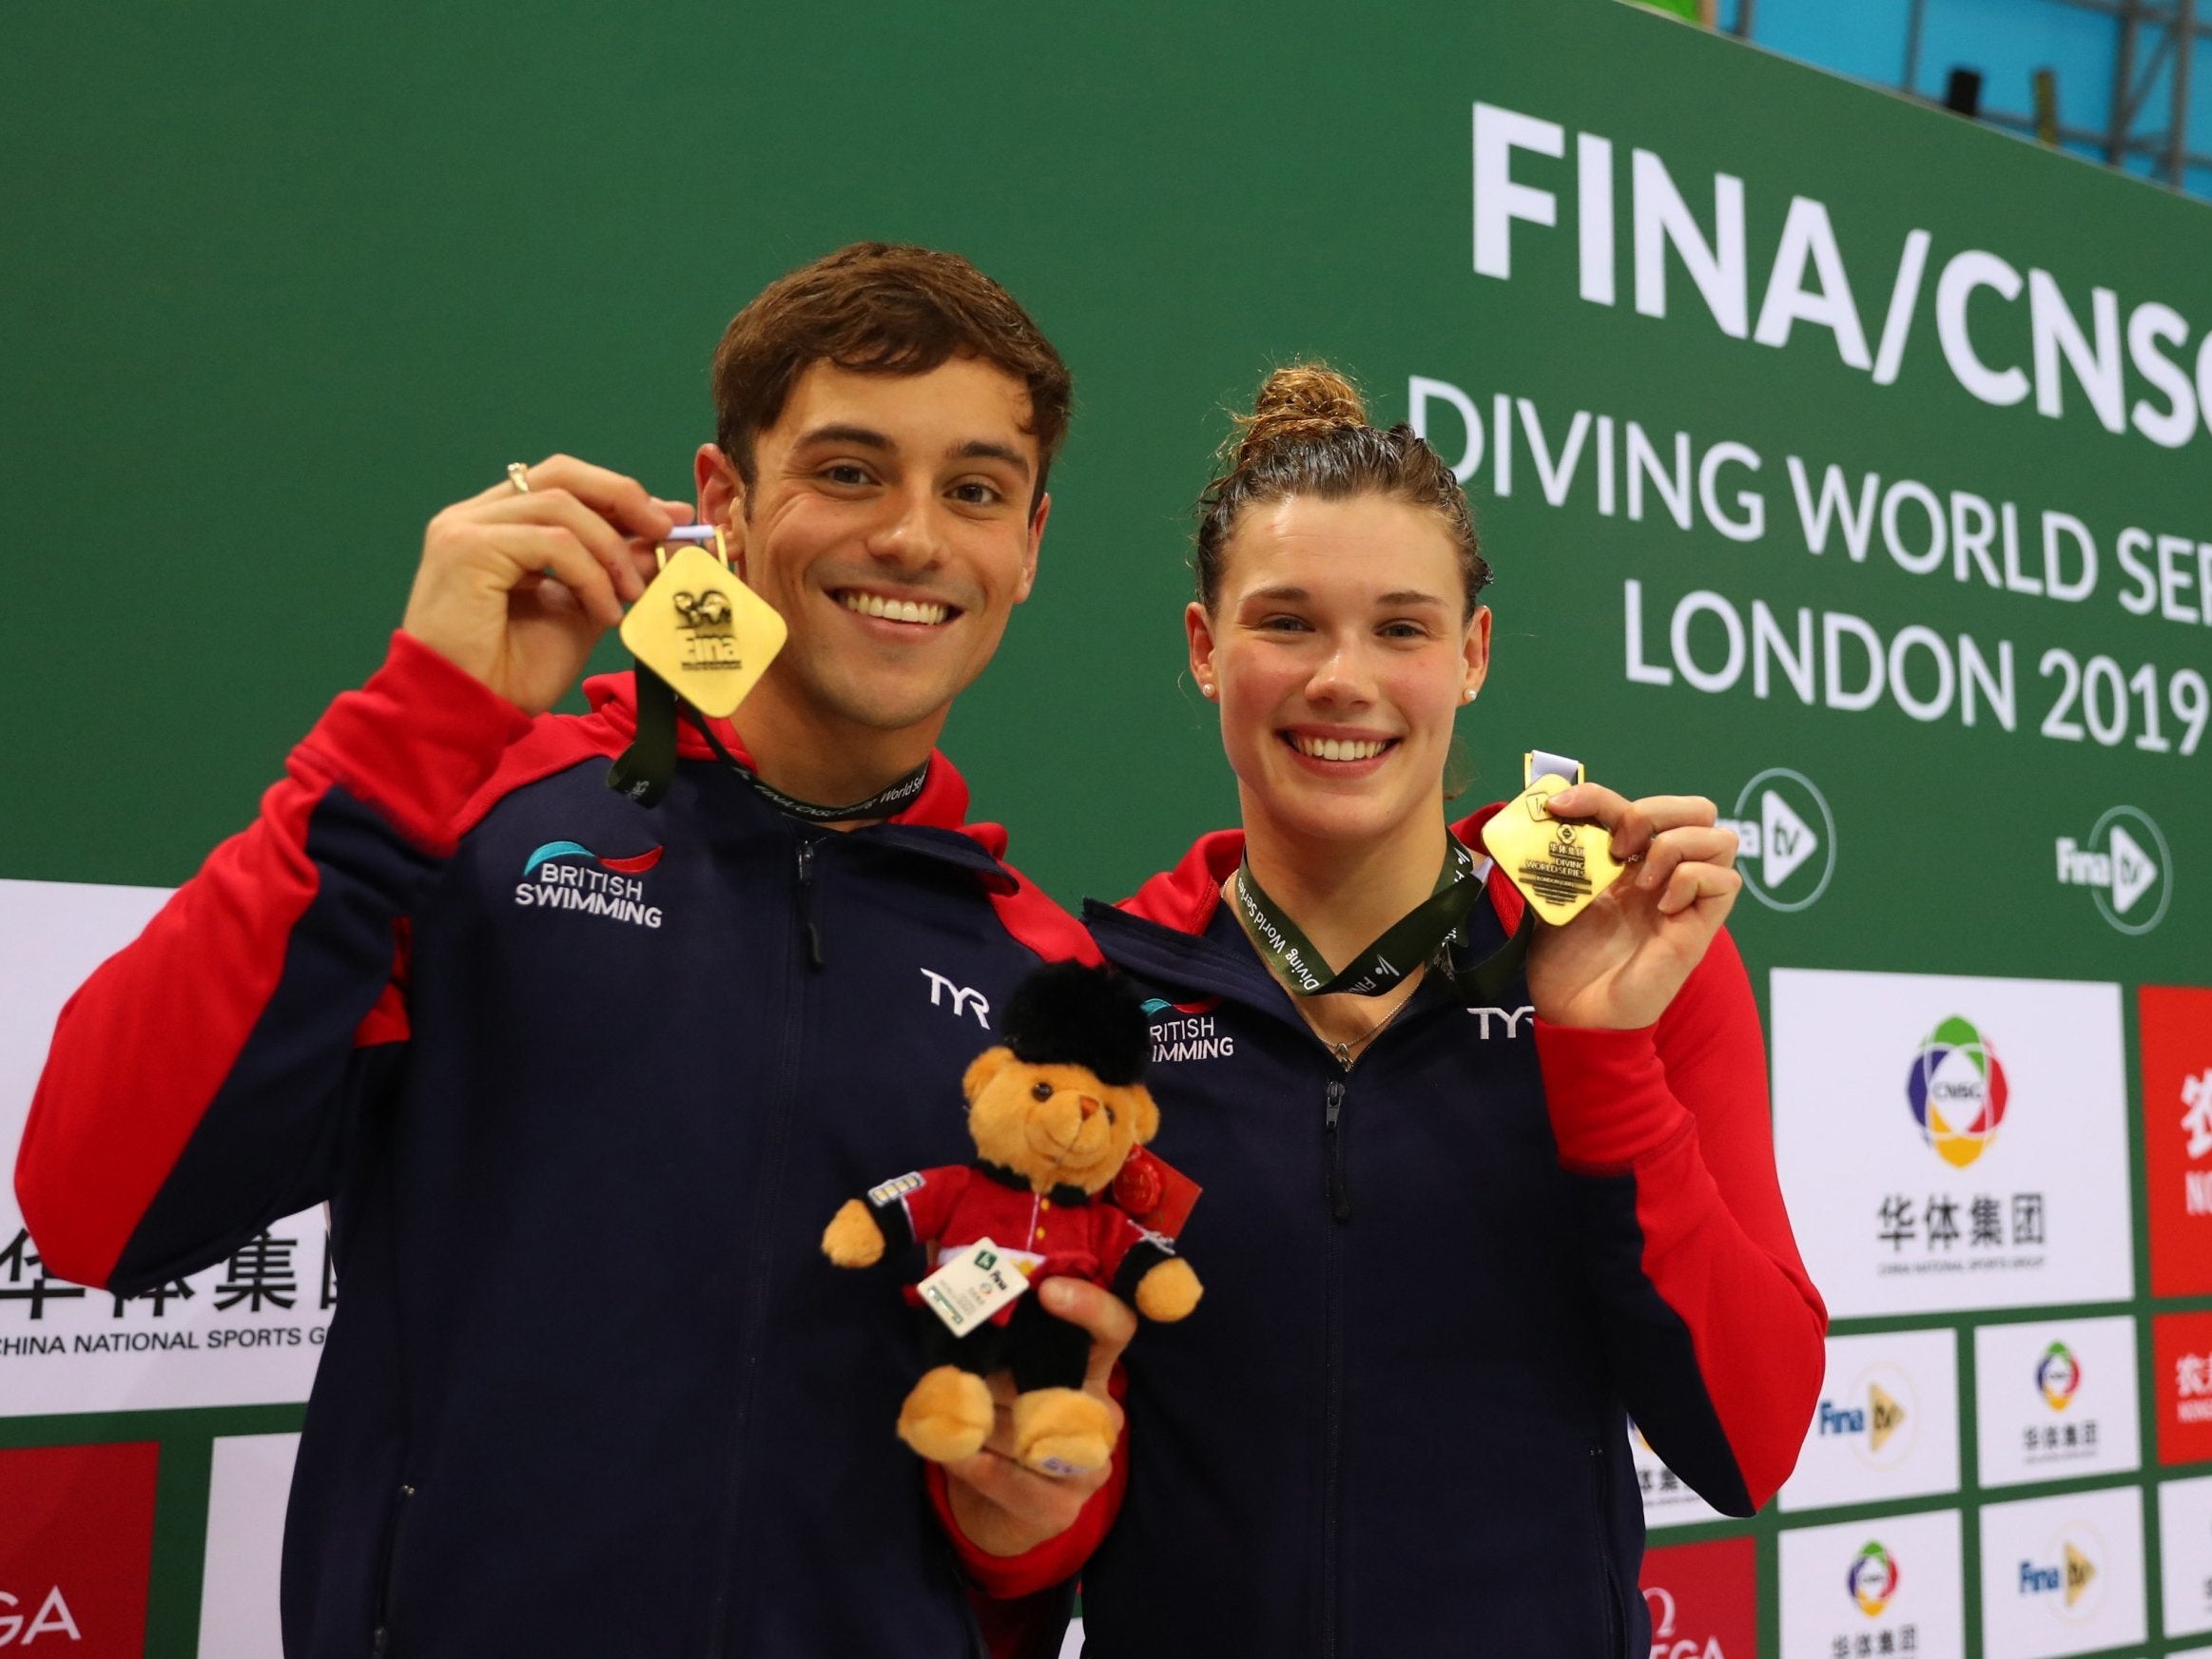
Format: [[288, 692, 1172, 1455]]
[[1776, 1508, 1963, 1659], [1640, 1536, 1756, 1659], [0, 1442, 159, 1657], [1977, 1485, 2146, 1659], [2155, 1311, 2212, 1467], [1772, 969, 2131, 1318], [1632, 1419, 1729, 1528], [2053, 805, 2172, 936], [2161, 1475, 2212, 1639], [198, 1434, 300, 1659], [1780, 1328, 1959, 1513], [0, 879, 332, 1412], [1974, 1316, 2141, 1489], [2143, 986, 2212, 1298]]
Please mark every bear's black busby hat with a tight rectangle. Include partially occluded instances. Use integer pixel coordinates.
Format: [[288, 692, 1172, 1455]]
[[999, 962, 1149, 1087]]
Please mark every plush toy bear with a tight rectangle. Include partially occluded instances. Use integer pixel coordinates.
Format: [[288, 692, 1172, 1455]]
[[822, 962, 1203, 1476]]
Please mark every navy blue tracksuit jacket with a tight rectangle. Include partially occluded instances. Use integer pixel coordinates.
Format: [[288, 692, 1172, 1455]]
[[1064, 821, 1826, 1659], [15, 634, 1090, 1658]]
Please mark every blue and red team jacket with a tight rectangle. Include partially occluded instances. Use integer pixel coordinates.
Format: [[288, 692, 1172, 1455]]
[[13, 633, 1108, 1659], [1042, 811, 1828, 1658]]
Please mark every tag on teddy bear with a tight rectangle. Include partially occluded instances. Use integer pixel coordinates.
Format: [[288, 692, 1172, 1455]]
[[1112, 1147, 1203, 1241], [917, 1238, 1032, 1338]]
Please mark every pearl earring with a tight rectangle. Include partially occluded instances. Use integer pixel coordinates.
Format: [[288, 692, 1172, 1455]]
[[1462, 687, 1479, 704]]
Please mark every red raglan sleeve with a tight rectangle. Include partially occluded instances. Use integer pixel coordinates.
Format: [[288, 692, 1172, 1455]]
[[1532, 925, 1828, 1514], [12, 633, 530, 1292]]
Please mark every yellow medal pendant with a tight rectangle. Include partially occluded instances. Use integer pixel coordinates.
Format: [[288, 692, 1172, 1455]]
[[618, 528, 786, 720], [1480, 753, 1628, 926]]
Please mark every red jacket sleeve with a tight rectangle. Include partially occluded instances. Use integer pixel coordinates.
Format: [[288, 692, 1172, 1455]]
[[12, 633, 530, 1289], [1532, 926, 1827, 1514]]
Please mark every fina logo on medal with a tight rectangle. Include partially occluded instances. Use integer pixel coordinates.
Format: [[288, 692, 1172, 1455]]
[[673, 587, 743, 669], [1718, 767, 1834, 912], [2055, 805, 2171, 935]]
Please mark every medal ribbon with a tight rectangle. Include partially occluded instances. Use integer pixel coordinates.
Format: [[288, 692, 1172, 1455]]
[[1233, 837, 1532, 1004], [608, 655, 929, 819]]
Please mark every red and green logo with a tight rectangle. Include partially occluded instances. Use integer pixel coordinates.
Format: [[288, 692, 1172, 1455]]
[[2036, 1341, 2082, 1411], [1848, 1540, 1898, 1616]]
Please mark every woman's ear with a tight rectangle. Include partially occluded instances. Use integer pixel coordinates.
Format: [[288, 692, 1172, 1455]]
[[1187, 601, 1219, 701], [1461, 604, 1493, 703]]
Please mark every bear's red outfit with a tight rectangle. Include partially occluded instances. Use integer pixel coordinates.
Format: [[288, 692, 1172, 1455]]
[[870, 1163, 1171, 1316]]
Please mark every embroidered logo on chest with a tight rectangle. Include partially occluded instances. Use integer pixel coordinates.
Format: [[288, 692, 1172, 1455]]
[[513, 841, 666, 929]]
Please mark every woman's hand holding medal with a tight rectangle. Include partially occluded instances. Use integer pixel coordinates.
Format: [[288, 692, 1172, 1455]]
[[1521, 784, 1741, 1032], [400, 454, 692, 716]]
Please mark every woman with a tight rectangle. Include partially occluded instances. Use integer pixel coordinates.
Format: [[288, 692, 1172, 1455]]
[[1031, 365, 1827, 1656]]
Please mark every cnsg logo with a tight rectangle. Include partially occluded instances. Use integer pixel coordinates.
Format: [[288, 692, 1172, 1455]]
[[1906, 1015, 2008, 1169], [2055, 805, 2172, 935], [2018, 1534, 2101, 1618], [2037, 1341, 2083, 1411], [1816, 1369, 1913, 1468], [1847, 1540, 1899, 1616], [1718, 767, 1835, 912]]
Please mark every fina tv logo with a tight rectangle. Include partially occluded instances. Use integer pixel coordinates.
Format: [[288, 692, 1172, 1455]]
[[2018, 1532, 2101, 1618], [1906, 1016, 2009, 1169], [1847, 1541, 1899, 1616], [1718, 767, 1835, 912], [1816, 1369, 1911, 1467], [2055, 805, 2172, 935], [2037, 1341, 2083, 1411]]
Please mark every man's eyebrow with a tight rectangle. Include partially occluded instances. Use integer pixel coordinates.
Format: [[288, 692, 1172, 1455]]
[[794, 423, 894, 452], [953, 438, 1033, 478]]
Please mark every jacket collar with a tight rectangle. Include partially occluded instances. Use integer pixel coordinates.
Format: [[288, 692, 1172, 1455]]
[[580, 670, 975, 832], [1086, 801, 1526, 1015]]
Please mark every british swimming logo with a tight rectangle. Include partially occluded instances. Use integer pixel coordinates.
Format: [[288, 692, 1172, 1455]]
[[1906, 1016, 2008, 1169], [2037, 1341, 2082, 1411], [1143, 997, 1232, 1063], [514, 840, 666, 928], [1848, 1541, 1898, 1616]]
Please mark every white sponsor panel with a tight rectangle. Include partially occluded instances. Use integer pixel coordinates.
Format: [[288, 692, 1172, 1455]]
[[1631, 1419, 1727, 1528], [1777, 1508, 1964, 1659], [1781, 1328, 1958, 1512], [2162, 1475, 2212, 1639], [1974, 1316, 2141, 1489], [0, 878, 332, 1413], [198, 1433, 300, 1659], [1772, 969, 2132, 1318], [1978, 1485, 2146, 1659]]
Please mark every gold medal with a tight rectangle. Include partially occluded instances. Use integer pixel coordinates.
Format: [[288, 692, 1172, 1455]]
[[1480, 760, 1627, 927], [618, 529, 786, 720]]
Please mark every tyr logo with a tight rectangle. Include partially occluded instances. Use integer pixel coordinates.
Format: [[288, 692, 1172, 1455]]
[[1468, 1004, 1535, 1038], [922, 970, 991, 1029]]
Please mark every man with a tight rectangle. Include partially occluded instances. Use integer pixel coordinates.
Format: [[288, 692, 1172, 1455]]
[[16, 243, 1116, 1657]]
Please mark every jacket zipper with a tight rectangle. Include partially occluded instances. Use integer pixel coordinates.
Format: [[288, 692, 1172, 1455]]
[[1319, 1074, 1351, 1659], [1589, 1446, 1625, 1657], [368, 1482, 415, 1657], [704, 833, 822, 1657]]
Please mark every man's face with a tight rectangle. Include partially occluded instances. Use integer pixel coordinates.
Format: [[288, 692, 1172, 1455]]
[[698, 357, 1048, 739]]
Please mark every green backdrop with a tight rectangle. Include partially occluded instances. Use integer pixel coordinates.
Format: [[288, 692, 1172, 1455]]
[[5, 2, 2209, 1654]]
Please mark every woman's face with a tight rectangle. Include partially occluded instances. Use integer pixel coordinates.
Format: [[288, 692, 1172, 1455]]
[[1189, 492, 1490, 851]]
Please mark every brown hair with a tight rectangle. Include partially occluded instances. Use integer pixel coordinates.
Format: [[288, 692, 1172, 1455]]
[[710, 242, 1072, 508], [1194, 363, 1489, 613]]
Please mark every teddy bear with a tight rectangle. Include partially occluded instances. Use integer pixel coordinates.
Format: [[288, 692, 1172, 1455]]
[[822, 961, 1203, 1477]]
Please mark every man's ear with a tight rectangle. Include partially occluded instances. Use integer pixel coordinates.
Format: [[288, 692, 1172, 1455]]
[[1120, 1083, 1161, 1146], [1015, 491, 1050, 605], [695, 442, 749, 578], [961, 1047, 1015, 1103]]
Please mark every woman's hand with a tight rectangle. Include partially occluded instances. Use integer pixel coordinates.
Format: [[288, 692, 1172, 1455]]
[[1521, 784, 1740, 1032]]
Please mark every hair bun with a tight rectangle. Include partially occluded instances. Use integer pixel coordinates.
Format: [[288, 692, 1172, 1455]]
[[1231, 362, 1368, 470]]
